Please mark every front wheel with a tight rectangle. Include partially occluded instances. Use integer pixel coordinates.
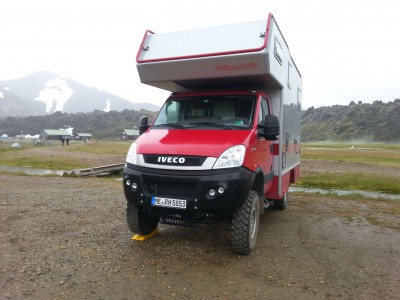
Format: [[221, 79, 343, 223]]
[[231, 190, 260, 255], [126, 202, 159, 235]]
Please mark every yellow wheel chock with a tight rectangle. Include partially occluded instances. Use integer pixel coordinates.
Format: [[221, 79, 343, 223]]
[[132, 228, 159, 241]]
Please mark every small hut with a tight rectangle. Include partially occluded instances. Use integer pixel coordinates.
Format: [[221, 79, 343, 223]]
[[121, 129, 139, 140], [41, 129, 72, 141], [76, 133, 93, 143]]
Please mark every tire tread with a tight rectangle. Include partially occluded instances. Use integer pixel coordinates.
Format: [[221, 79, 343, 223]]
[[231, 190, 258, 255]]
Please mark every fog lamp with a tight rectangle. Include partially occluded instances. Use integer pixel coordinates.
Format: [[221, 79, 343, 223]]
[[209, 189, 216, 197], [218, 187, 225, 194], [126, 179, 131, 186]]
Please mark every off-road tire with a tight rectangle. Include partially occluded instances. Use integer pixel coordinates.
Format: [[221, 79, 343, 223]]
[[231, 190, 260, 255], [126, 202, 159, 235], [274, 192, 288, 210]]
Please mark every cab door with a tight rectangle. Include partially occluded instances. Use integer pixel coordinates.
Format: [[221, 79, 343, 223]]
[[257, 97, 274, 192]]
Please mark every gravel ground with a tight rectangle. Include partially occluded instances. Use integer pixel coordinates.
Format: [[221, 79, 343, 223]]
[[1, 161, 400, 300]]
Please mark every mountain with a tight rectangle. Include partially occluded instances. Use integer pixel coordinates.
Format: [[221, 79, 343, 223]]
[[301, 99, 400, 142], [0, 87, 45, 116], [0, 71, 159, 117]]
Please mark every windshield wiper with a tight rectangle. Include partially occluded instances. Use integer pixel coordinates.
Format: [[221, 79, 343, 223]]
[[186, 122, 232, 130], [152, 123, 186, 129]]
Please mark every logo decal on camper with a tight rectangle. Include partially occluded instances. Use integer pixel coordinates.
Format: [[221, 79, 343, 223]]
[[215, 62, 259, 72]]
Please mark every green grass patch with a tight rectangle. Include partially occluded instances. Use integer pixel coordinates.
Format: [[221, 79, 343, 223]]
[[300, 142, 400, 193], [301, 147, 400, 167], [302, 142, 400, 150], [65, 141, 131, 155], [0, 140, 130, 171], [294, 191, 400, 210], [297, 173, 400, 194], [293, 190, 400, 202], [1, 155, 88, 170], [0, 142, 35, 152]]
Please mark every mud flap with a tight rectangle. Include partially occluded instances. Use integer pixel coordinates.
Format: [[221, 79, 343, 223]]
[[259, 194, 265, 215], [263, 199, 270, 210], [132, 227, 159, 241]]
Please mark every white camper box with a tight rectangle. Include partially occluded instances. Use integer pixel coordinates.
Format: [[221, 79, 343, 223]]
[[136, 13, 302, 197]]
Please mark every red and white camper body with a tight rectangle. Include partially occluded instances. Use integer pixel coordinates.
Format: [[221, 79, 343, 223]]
[[123, 13, 302, 254]]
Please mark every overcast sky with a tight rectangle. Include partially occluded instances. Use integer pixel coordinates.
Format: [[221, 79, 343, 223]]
[[1, 0, 400, 109]]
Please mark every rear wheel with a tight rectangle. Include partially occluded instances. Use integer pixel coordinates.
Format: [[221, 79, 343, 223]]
[[126, 202, 159, 235], [274, 192, 288, 210], [231, 190, 260, 255]]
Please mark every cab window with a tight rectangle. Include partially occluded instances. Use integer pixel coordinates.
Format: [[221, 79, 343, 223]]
[[258, 97, 270, 124]]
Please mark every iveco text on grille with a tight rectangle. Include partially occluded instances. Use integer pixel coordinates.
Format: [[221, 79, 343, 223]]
[[157, 157, 186, 164]]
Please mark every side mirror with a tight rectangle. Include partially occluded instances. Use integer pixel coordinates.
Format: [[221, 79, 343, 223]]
[[263, 115, 280, 140], [139, 116, 150, 135]]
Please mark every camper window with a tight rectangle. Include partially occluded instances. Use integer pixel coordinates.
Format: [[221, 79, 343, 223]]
[[274, 38, 283, 65]]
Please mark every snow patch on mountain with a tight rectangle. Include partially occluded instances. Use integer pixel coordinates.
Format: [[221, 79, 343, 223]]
[[34, 78, 74, 113], [0, 86, 7, 99], [104, 99, 111, 112]]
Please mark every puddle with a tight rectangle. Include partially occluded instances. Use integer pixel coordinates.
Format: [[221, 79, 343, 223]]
[[290, 186, 400, 200], [0, 165, 65, 176]]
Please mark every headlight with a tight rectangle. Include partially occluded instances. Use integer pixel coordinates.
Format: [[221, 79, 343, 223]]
[[213, 145, 245, 169], [126, 142, 137, 165]]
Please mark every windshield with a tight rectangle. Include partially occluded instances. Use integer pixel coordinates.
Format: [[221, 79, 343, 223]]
[[153, 95, 255, 129]]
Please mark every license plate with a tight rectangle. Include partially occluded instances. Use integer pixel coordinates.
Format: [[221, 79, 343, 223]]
[[151, 196, 187, 209]]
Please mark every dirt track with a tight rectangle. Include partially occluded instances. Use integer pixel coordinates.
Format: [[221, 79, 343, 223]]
[[1, 166, 400, 299]]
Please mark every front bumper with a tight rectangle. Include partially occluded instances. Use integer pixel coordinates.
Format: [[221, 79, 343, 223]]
[[123, 164, 255, 216]]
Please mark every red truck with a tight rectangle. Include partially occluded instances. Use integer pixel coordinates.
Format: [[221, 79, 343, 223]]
[[123, 13, 302, 254]]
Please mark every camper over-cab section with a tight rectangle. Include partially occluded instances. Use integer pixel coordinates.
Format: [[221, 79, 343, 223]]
[[136, 13, 300, 96]]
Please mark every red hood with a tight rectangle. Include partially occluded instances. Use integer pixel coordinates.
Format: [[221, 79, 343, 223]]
[[136, 129, 251, 157]]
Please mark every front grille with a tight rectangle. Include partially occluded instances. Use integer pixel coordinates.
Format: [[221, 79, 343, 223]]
[[144, 181, 196, 198]]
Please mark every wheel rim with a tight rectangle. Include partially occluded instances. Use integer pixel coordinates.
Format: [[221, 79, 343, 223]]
[[249, 204, 257, 240]]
